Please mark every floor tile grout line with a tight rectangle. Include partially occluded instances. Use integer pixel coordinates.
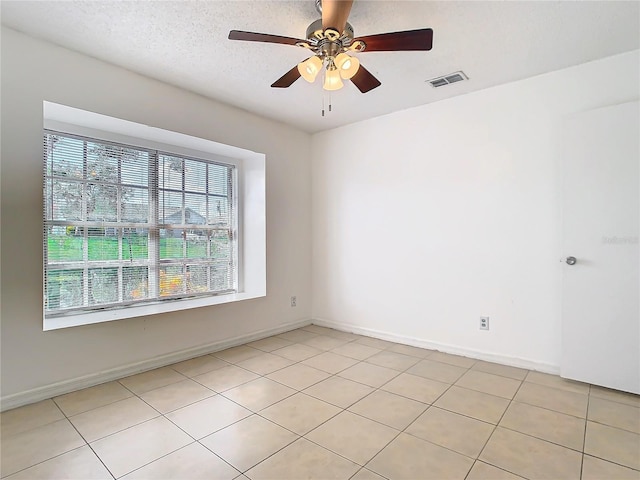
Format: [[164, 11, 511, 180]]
[[198, 425, 300, 476], [330, 392, 428, 431], [217, 383, 300, 414], [0, 397, 72, 439], [579, 385, 592, 479], [50, 395, 73, 419], [238, 406, 346, 474], [470, 458, 529, 480], [506, 397, 589, 421], [588, 390, 640, 408], [495, 424, 586, 455], [581, 452, 640, 473], [133, 385, 208, 417], [59, 381, 166, 443], [348, 466, 392, 480], [508, 395, 589, 421], [525, 381, 590, 394], [58, 392, 138, 419], [303, 423, 403, 473], [582, 418, 640, 435], [0, 443, 108, 480], [65, 416, 117, 479], [587, 394, 640, 413], [110, 440, 213, 479], [395, 423, 496, 467], [470, 370, 530, 475]]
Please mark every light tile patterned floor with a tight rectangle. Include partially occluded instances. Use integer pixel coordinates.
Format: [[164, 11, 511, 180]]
[[1, 325, 639, 480]]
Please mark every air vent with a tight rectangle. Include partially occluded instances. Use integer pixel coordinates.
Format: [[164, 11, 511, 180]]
[[427, 71, 468, 88]]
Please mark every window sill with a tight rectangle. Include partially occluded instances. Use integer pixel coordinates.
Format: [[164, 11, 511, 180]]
[[43, 290, 266, 331]]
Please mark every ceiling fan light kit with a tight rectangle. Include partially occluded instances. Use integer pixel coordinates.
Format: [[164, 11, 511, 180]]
[[335, 53, 359, 79], [228, 0, 433, 94], [298, 56, 323, 82], [323, 63, 344, 91]]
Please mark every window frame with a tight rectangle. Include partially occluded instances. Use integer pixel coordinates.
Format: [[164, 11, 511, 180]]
[[44, 130, 239, 316], [42, 102, 266, 331]]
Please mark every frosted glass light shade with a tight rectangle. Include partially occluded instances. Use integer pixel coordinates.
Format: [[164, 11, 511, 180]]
[[323, 67, 344, 91], [297, 56, 323, 83], [335, 53, 360, 79]]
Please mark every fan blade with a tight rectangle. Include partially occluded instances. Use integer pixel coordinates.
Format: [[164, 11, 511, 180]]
[[271, 65, 302, 88], [322, 0, 354, 34], [229, 30, 305, 46], [354, 28, 433, 52], [350, 64, 381, 93]]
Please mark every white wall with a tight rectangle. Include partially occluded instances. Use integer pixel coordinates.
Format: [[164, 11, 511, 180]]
[[312, 50, 640, 372], [0, 27, 312, 401]]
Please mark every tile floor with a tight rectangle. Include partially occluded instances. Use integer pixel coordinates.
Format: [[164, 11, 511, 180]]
[[1, 325, 639, 479]]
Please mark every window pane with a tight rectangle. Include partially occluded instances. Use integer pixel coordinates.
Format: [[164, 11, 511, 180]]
[[159, 155, 183, 190], [186, 265, 208, 293], [159, 265, 184, 297], [160, 191, 183, 224], [46, 269, 83, 310], [52, 180, 83, 221], [45, 180, 53, 220], [185, 193, 207, 225], [211, 263, 232, 291], [121, 151, 149, 186], [210, 230, 232, 260], [47, 227, 83, 263], [185, 159, 206, 193], [50, 136, 84, 180], [124, 266, 148, 301], [208, 196, 230, 225], [89, 268, 118, 305], [87, 228, 118, 261], [122, 187, 149, 222], [208, 164, 228, 195], [186, 230, 207, 258], [87, 184, 117, 221], [160, 230, 183, 259], [122, 229, 148, 260], [87, 142, 119, 183]]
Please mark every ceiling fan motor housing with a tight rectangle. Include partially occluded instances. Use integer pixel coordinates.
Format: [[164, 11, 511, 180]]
[[306, 19, 354, 43]]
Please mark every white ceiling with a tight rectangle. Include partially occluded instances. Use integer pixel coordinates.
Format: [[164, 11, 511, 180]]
[[2, 1, 638, 133]]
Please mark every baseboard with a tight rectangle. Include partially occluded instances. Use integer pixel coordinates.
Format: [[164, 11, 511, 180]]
[[312, 317, 560, 375], [0, 317, 312, 412]]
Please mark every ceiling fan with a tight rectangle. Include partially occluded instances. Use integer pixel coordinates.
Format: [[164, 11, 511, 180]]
[[228, 0, 433, 93]]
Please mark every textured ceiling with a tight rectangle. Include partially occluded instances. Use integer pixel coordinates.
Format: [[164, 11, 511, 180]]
[[2, 1, 639, 133]]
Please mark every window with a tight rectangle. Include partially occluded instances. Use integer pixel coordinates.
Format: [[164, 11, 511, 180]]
[[43, 131, 237, 318]]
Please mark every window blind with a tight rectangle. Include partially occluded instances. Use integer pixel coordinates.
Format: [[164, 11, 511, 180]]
[[43, 131, 236, 317]]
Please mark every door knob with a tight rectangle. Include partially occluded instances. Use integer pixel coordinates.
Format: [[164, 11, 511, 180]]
[[566, 256, 577, 265]]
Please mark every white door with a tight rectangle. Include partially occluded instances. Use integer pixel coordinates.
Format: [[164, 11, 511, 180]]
[[561, 101, 639, 394]]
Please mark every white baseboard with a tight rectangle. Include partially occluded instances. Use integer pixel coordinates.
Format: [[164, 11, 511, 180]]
[[1, 318, 312, 412], [312, 317, 560, 375]]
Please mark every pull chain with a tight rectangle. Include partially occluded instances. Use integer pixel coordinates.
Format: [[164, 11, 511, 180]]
[[321, 94, 334, 117]]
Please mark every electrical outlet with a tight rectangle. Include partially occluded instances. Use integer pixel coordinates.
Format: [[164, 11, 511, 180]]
[[480, 316, 490, 330], [291, 296, 297, 307]]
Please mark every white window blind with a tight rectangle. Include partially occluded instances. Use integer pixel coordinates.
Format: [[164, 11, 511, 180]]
[[43, 131, 237, 317]]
